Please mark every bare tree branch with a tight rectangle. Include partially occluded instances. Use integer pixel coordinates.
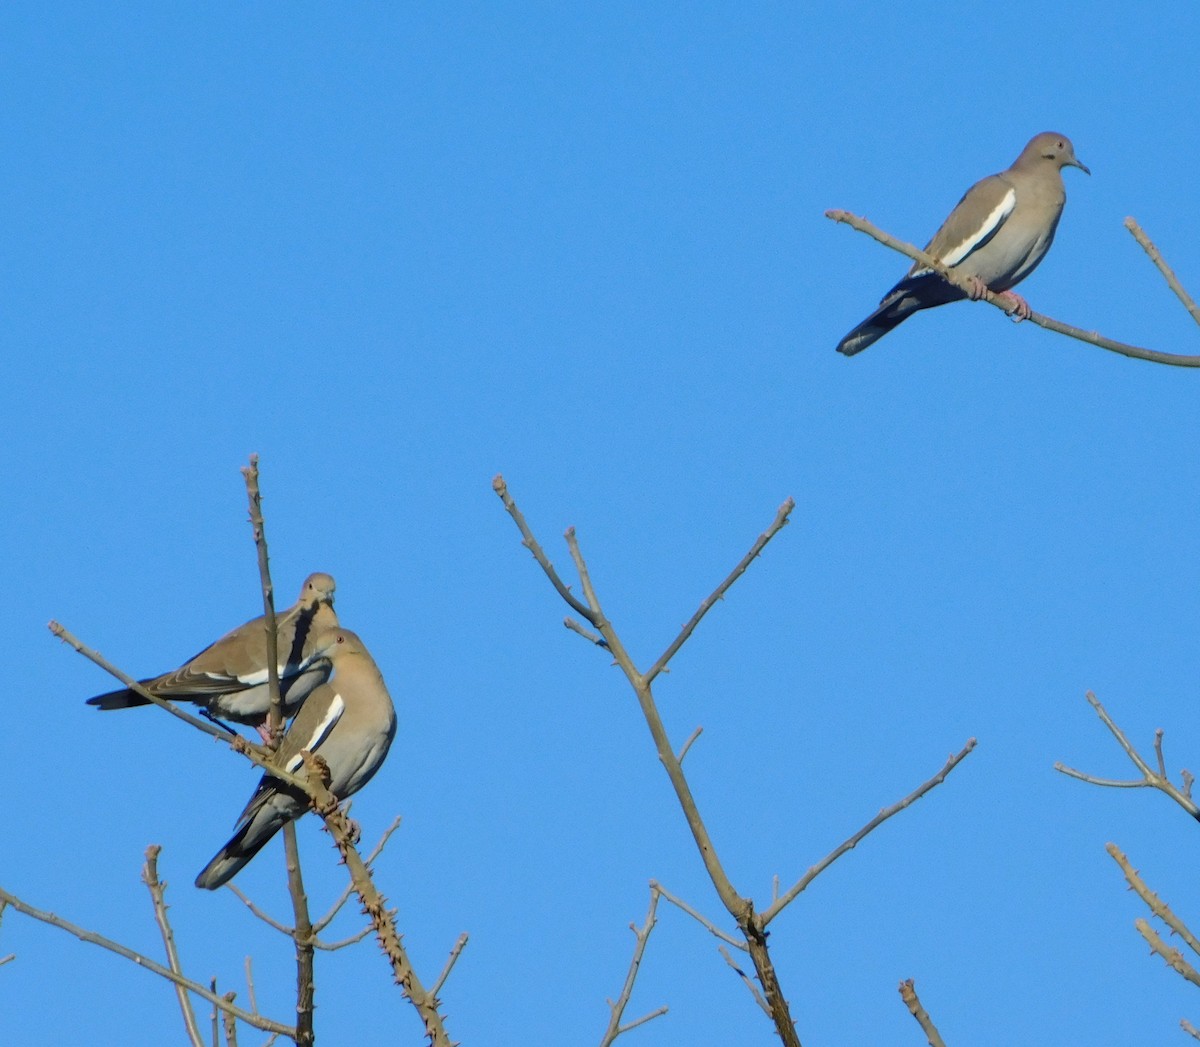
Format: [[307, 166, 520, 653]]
[[826, 208, 1200, 367], [899, 979, 947, 1047], [142, 846, 204, 1047], [676, 726, 703, 765], [209, 978, 219, 1047], [241, 456, 316, 1046], [0, 885, 295, 1037], [599, 888, 668, 1046], [1055, 691, 1200, 819], [497, 478, 800, 1045], [650, 880, 746, 951], [644, 499, 794, 685], [430, 933, 470, 1001], [718, 945, 770, 1017], [1182, 1018, 1200, 1041], [1124, 217, 1200, 328], [762, 739, 977, 926]]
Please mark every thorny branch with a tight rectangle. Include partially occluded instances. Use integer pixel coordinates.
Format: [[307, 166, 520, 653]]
[[826, 209, 1200, 367]]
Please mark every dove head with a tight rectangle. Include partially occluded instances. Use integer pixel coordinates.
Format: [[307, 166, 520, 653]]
[[299, 572, 337, 607], [1018, 132, 1090, 175]]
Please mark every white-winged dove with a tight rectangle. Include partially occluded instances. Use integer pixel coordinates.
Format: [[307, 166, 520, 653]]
[[195, 627, 397, 890], [86, 573, 338, 740], [836, 132, 1089, 356]]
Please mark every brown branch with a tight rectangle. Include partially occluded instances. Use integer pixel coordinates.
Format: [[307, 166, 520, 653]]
[[497, 479, 801, 1046], [281, 825, 315, 1046], [599, 888, 668, 1046], [492, 475, 594, 620], [1055, 692, 1200, 819], [241, 458, 315, 1045], [0, 884, 295, 1037], [645, 498, 794, 685], [1108, 844, 1200, 958], [826, 208, 1200, 367], [1124, 218, 1200, 328], [1182, 1019, 1200, 1041], [762, 739, 977, 925], [142, 846, 204, 1047], [241, 454, 284, 741], [899, 979, 947, 1047]]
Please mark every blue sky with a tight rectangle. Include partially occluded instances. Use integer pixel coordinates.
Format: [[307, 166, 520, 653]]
[[4, 3, 1200, 1044]]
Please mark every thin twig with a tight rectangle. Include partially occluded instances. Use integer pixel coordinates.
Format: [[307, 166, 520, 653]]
[[762, 739, 977, 926], [826, 208, 1200, 367], [719, 945, 771, 1017], [0, 885, 294, 1037], [1124, 217, 1200, 328], [241, 458, 316, 1046], [1107, 844, 1200, 958], [676, 726, 703, 764], [599, 888, 668, 1046], [645, 498, 794, 685], [315, 924, 376, 951], [650, 881, 746, 950], [142, 846, 204, 1047], [0, 900, 12, 968], [492, 475, 595, 620], [244, 956, 258, 1015], [565, 617, 608, 647], [225, 887, 293, 937], [1182, 1019, 1200, 1041], [899, 979, 947, 1047], [430, 933, 470, 1000], [1055, 692, 1200, 819]]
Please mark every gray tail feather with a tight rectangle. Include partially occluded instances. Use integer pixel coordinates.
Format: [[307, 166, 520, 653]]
[[194, 808, 287, 890], [836, 272, 965, 356]]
